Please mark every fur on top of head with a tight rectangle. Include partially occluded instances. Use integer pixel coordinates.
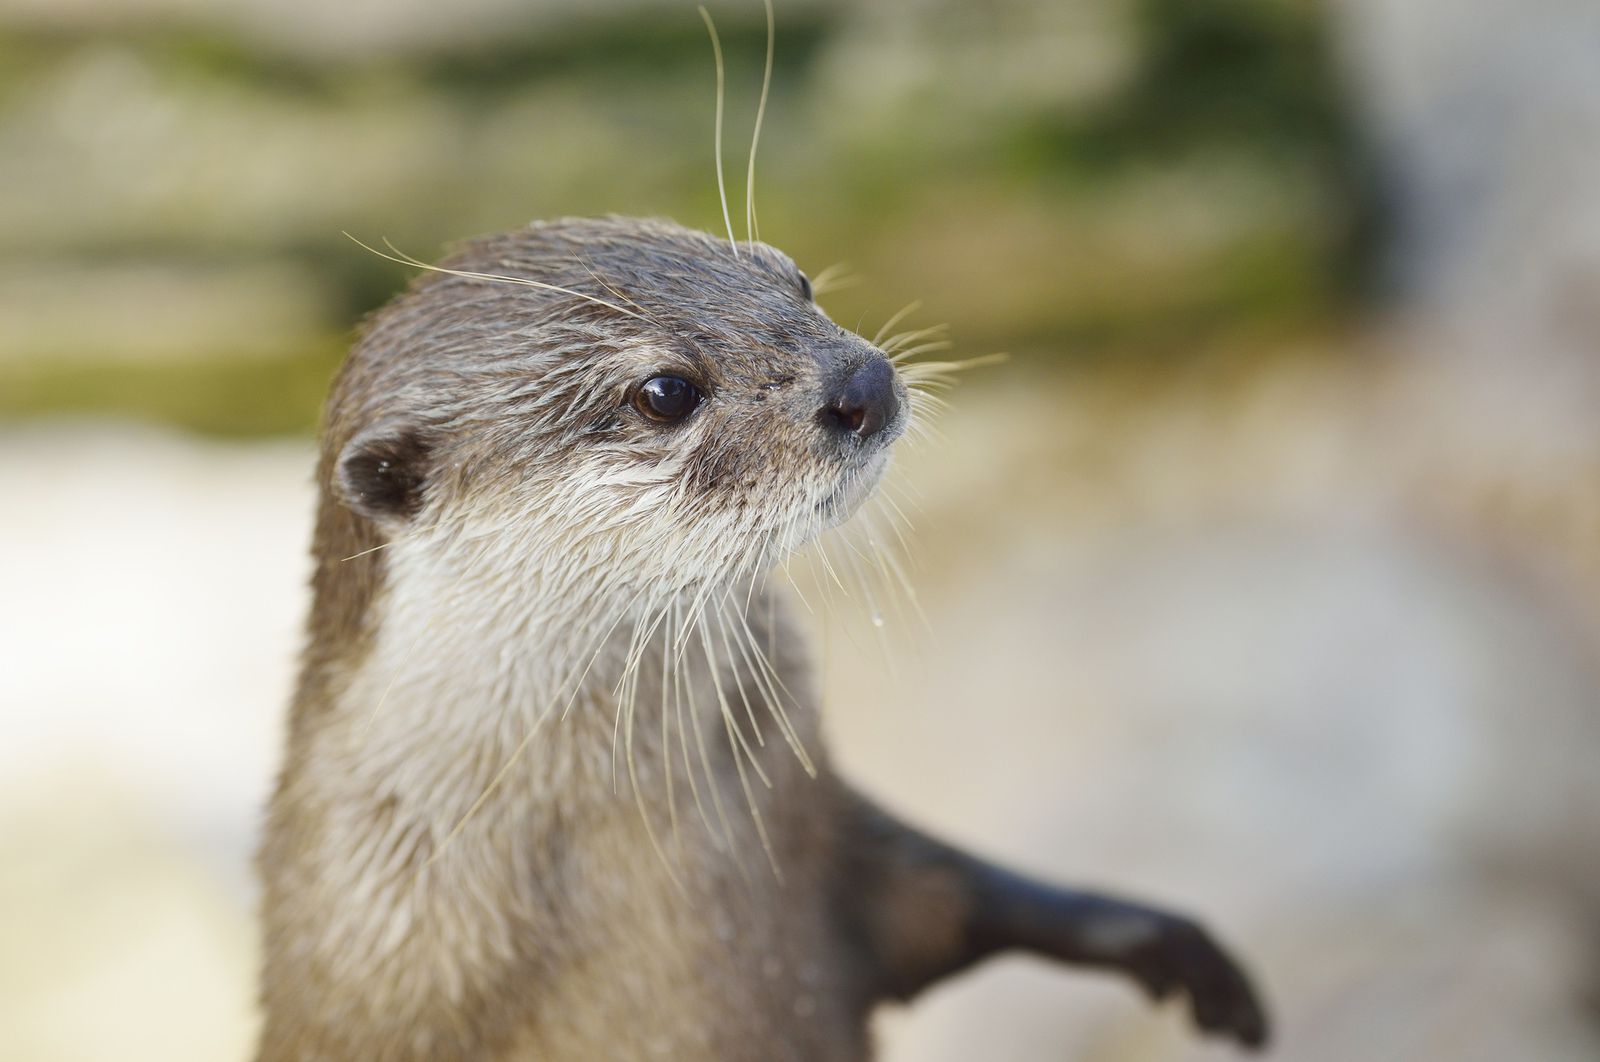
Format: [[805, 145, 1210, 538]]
[[327, 216, 908, 599]]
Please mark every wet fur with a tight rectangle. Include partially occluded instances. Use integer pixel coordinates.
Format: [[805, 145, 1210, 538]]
[[257, 218, 1267, 1060]]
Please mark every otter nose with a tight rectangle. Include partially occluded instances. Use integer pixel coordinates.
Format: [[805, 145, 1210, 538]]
[[822, 358, 899, 440]]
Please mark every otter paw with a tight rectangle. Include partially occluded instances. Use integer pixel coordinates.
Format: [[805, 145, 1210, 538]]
[[1123, 916, 1270, 1050]]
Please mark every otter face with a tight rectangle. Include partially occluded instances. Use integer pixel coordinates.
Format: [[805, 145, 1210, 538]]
[[332, 217, 910, 594]]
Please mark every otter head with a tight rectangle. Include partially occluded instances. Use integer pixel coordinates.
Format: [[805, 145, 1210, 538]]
[[328, 216, 908, 599]]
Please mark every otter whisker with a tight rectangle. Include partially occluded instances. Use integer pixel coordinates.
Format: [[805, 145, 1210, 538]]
[[775, 537, 818, 616], [800, 539, 869, 659], [695, 606, 780, 878], [869, 490, 920, 569], [898, 352, 1009, 379], [880, 478, 928, 534], [900, 420, 942, 453], [864, 531, 928, 641], [765, 570, 778, 660], [343, 234, 645, 320], [879, 320, 948, 351], [888, 339, 955, 364], [738, 521, 784, 609], [425, 704, 553, 868], [835, 529, 898, 677], [872, 300, 924, 347], [881, 328, 951, 361], [714, 516, 770, 614], [862, 511, 931, 637], [672, 598, 736, 858], [427, 594, 628, 865], [622, 603, 687, 894], [558, 602, 638, 723], [671, 560, 735, 672], [756, 521, 785, 597], [904, 388, 949, 417], [724, 598, 817, 777], [744, 0, 776, 245], [612, 595, 676, 702], [611, 602, 653, 792], [574, 257, 659, 323], [340, 541, 393, 563], [660, 605, 683, 852], [905, 414, 950, 451], [810, 533, 851, 597], [697, 598, 771, 786], [806, 261, 856, 297], [742, 546, 768, 617], [711, 598, 769, 749], [698, 6, 739, 258], [881, 326, 947, 347], [694, 605, 772, 790]]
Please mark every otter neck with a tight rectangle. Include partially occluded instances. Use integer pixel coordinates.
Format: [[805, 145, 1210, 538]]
[[315, 529, 769, 828]]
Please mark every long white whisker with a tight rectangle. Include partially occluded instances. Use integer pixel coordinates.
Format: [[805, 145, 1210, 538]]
[[340, 541, 392, 562], [696, 604, 778, 877], [713, 598, 768, 748], [698, 7, 740, 258], [426, 595, 622, 866], [726, 596, 816, 776], [889, 340, 955, 364], [807, 261, 855, 297], [872, 301, 923, 347], [660, 604, 682, 852], [677, 599, 740, 861], [623, 601, 686, 893], [343, 233, 644, 320], [611, 604, 652, 790], [699, 601, 771, 787], [745, 0, 776, 245]]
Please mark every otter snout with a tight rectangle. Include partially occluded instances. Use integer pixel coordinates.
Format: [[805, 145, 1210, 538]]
[[821, 357, 900, 441]]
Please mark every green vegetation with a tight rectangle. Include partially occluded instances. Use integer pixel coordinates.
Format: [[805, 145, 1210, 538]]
[[0, 345, 345, 438], [0, 0, 1370, 437]]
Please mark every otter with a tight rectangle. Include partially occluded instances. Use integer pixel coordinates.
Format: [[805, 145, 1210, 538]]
[[256, 216, 1268, 1060]]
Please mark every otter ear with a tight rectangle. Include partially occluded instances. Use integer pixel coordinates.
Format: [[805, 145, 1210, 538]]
[[335, 421, 432, 525]]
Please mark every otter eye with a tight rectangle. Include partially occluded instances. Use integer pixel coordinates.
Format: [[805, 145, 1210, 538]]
[[798, 273, 813, 301], [633, 376, 702, 423]]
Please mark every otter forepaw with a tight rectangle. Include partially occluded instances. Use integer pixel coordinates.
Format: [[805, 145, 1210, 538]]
[[1120, 914, 1269, 1050]]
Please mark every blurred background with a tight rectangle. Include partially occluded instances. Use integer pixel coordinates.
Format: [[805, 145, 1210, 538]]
[[3, 0, 1598, 1058]]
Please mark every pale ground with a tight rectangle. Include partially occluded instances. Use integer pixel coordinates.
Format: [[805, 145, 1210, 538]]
[[3, 353, 1597, 1061]]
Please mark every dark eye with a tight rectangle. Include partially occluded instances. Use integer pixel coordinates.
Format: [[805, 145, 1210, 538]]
[[633, 376, 702, 423], [798, 273, 813, 301]]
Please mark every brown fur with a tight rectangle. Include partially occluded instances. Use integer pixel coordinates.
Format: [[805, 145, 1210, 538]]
[[257, 217, 1267, 1060]]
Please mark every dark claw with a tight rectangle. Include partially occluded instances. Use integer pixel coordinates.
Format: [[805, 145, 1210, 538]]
[[1124, 916, 1270, 1050]]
